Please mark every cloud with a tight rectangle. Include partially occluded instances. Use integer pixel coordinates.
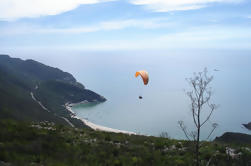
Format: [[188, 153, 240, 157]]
[[0, 18, 173, 35], [6, 26, 249, 51], [0, 0, 113, 21], [40, 18, 171, 33], [61, 26, 251, 50], [129, 0, 243, 12], [0, 0, 244, 21], [2, 26, 251, 51]]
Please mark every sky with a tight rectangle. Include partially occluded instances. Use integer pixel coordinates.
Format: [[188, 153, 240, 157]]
[[1, 0, 251, 52]]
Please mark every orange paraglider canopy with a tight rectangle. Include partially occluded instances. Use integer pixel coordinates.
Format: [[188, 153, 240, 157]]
[[135, 70, 149, 85]]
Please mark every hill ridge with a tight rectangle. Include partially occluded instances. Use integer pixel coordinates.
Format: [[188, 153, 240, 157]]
[[0, 54, 106, 127]]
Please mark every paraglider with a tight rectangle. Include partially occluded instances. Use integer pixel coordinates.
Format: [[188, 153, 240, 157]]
[[135, 70, 149, 85], [135, 70, 149, 99]]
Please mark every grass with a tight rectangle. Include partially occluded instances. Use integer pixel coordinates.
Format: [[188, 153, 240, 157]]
[[0, 120, 250, 166]]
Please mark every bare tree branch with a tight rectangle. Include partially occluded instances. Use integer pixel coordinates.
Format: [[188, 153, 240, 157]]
[[179, 68, 218, 166], [178, 121, 191, 141], [201, 104, 215, 127], [207, 123, 219, 140]]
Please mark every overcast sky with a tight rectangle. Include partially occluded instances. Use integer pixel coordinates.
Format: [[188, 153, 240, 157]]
[[1, 0, 251, 51]]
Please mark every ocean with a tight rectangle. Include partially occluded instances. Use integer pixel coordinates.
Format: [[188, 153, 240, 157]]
[[12, 49, 251, 139]]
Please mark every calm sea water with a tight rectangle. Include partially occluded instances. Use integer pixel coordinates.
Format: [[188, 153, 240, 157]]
[[13, 49, 251, 139]]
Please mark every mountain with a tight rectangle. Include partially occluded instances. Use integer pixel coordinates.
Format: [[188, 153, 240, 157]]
[[243, 122, 251, 130], [0, 54, 106, 127], [215, 132, 251, 144]]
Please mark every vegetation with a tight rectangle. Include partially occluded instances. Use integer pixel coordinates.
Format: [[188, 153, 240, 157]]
[[215, 132, 251, 144], [0, 55, 250, 165], [0, 54, 105, 127], [0, 120, 250, 166]]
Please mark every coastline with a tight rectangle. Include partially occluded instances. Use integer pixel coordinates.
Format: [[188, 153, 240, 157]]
[[65, 102, 136, 135]]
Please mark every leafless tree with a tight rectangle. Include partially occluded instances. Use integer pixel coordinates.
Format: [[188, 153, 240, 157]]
[[178, 68, 218, 166]]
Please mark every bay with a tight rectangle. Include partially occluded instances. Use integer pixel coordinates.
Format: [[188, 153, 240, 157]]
[[14, 49, 251, 139]]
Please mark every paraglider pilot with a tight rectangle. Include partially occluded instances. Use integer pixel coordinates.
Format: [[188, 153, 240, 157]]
[[135, 70, 149, 99]]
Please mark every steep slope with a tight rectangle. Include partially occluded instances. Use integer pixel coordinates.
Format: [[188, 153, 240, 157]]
[[0, 54, 106, 127]]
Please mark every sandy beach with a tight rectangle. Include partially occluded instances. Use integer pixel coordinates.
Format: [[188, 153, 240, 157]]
[[65, 103, 136, 135]]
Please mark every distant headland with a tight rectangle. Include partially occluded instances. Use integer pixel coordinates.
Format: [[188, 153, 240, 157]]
[[243, 122, 251, 130], [0, 54, 106, 128]]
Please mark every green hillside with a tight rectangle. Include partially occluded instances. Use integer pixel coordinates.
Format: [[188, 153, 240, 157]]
[[0, 54, 106, 127], [0, 120, 250, 166], [1, 54, 250, 166]]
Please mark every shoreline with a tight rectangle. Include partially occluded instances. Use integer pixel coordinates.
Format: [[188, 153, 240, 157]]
[[65, 102, 136, 135]]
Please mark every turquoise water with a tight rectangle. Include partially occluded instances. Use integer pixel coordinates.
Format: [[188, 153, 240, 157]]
[[14, 49, 251, 139]]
